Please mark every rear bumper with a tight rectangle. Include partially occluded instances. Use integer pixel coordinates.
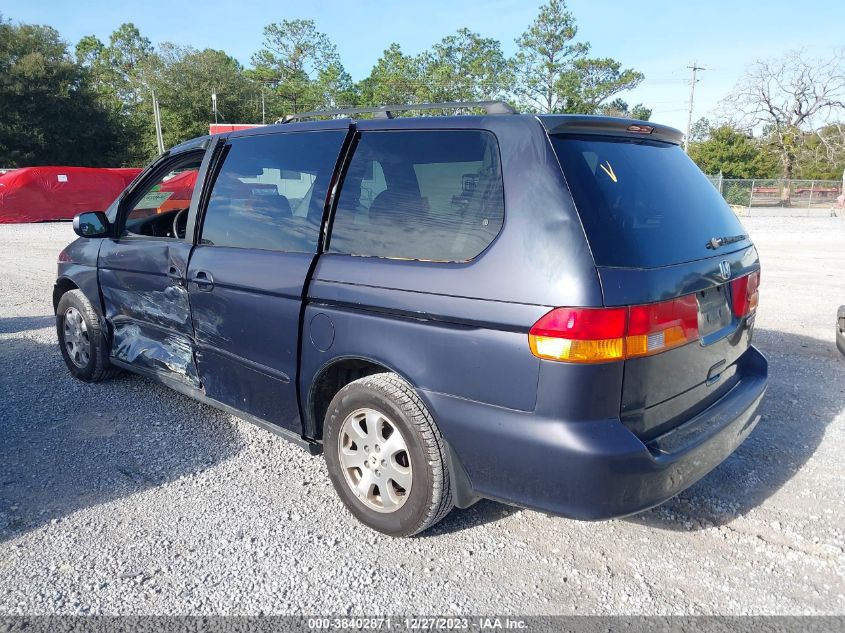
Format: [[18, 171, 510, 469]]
[[422, 345, 768, 519]]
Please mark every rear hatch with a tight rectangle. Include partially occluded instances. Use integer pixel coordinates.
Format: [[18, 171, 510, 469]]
[[547, 125, 761, 441]]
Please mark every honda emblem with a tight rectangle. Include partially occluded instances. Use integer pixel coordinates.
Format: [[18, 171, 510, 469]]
[[719, 260, 731, 281]]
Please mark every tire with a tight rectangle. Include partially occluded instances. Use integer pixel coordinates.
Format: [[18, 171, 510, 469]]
[[56, 289, 119, 382], [324, 372, 453, 537]]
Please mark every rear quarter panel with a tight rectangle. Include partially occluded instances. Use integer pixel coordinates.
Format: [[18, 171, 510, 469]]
[[300, 115, 604, 438]]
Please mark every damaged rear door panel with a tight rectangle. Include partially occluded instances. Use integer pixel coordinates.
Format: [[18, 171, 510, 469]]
[[187, 128, 349, 433]]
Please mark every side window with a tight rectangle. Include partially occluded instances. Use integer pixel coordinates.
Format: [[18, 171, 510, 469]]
[[200, 131, 346, 252], [329, 130, 504, 262], [123, 155, 202, 237]]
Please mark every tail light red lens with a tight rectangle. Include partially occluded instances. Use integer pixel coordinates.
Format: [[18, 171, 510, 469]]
[[626, 295, 699, 358], [730, 270, 760, 318]]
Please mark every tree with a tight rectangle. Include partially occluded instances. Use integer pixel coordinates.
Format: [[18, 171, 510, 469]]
[[512, 0, 642, 114], [151, 45, 259, 148], [251, 19, 343, 114], [793, 124, 845, 180], [689, 117, 711, 143], [597, 98, 651, 121], [74, 23, 156, 164], [358, 43, 424, 106], [512, 0, 587, 113], [723, 49, 845, 179], [562, 58, 643, 113], [688, 125, 778, 179], [0, 15, 123, 166], [421, 28, 512, 102]]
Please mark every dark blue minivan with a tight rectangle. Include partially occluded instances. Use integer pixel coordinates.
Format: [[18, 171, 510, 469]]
[[55, 102, 767, 536]]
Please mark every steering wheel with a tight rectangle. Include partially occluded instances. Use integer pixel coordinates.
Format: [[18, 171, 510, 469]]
[[172, 208, 189, 239]]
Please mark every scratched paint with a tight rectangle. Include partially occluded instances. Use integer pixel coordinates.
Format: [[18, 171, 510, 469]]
[[103, 285, 191, 330], [112, 321, 199, 386]]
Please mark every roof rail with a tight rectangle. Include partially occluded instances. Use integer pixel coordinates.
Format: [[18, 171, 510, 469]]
[[278, 101, 517, 124]]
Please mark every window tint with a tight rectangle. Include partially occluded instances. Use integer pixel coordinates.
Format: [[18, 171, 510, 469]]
[[550, 135, 751, 268], [124, 157, 201, 233], [200, 131, 346, 252], [329, 130, 504, 262]]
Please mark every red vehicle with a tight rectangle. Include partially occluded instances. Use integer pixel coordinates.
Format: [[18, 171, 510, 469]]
[[0, 166, 141, 223]]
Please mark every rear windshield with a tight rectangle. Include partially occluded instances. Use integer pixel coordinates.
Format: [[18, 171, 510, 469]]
[[550, 135, 750, 268]]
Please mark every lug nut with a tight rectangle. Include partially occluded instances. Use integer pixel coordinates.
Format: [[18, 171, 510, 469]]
[[375, 470, 381, 477], [381, 459, 387, 467], [375, 445, 381, 453]]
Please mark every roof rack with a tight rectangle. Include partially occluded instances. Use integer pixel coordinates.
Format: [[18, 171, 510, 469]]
[[278, 100, 517, 124]]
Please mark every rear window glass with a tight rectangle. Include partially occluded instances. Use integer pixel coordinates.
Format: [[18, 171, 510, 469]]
[[550, 135, 750, 268], [329, 130, 504, 262]]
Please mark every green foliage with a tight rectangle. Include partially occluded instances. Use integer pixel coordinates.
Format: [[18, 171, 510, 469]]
[[152, 45, 259, 148], [689, 117, 710, 143], [597, 98, 651, 121], [251, 19, 346, 115], [511, 0, 642, 113], [688, 125, 779, 179], [0, 16, 123, 167], [358, 43, 423, 107], [422, 28, 512, 103], [724, 182, 751, 207]]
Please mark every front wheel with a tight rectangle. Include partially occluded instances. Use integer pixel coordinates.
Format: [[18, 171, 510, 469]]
[[56, 289, 119, 382], [324, 373, 453, 537]]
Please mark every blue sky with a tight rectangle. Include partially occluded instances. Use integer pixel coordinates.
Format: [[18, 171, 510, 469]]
[[3, 0, 843, 131]]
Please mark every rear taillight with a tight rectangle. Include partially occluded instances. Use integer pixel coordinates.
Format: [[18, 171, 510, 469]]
[[529, 296, 701, 363], [626, 295, 699, 358], [730, 270, 760, 318], [528, 307, 626, 363]]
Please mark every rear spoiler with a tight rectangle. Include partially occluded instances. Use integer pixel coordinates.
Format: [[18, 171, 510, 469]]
[[537, 115, 683, 145]]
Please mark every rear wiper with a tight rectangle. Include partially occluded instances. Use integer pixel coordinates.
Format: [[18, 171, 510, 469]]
[[705, 234, 747, 250]]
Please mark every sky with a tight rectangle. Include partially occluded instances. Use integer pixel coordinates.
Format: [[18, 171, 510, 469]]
[[3, 0, 844, 132]]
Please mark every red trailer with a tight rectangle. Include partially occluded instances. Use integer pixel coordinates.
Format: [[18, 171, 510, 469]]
[[209, 124, 265, 135], [0, 166, 141, 223]]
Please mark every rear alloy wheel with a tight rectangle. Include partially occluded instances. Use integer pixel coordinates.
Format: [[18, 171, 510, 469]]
[[324, 373, 453, 537], [337, 408, 413, 513]]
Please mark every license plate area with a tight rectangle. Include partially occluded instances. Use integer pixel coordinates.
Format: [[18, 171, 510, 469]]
[[697, 285, 732, 338]]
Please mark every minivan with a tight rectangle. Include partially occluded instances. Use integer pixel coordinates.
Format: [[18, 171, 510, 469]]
[[55, 101, 767, 537]]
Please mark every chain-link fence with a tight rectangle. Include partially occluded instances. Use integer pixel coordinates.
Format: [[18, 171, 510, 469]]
[[707, 174, 843, 209]]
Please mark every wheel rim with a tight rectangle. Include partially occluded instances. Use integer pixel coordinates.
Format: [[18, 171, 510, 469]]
[[63, 307, 91, 368], [337, 407, 412, 513]]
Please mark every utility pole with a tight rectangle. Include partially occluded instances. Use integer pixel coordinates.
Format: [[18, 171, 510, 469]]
[[684, 62, 705, 153], [151, 90, 165, 155], [261, 87, 266, 125], [212, 88, 218, 124]]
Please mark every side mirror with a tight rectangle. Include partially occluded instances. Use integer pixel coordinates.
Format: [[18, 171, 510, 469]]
[[73, 211, 110, 238]]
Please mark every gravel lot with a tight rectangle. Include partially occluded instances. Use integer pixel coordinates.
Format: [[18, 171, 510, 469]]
[[0, 217, 843, 615]]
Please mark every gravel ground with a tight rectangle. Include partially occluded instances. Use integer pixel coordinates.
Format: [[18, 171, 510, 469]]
[[0, 217, 843, 615]]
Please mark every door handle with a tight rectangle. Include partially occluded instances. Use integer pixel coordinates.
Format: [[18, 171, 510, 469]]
[[190, 270, 214, 291]]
